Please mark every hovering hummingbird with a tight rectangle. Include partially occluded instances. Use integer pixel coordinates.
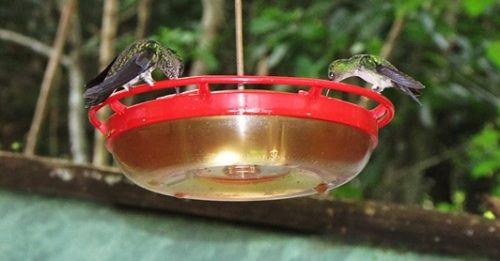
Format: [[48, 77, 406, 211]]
[[84, 39, 183, 107], [328, 54, 425, 105]]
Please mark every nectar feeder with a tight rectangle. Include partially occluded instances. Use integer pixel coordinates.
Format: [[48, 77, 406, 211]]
[[89, 75, 394, 201]]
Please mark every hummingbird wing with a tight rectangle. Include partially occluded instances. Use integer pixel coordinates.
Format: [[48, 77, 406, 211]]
[[85, 56, 118, 89], [376, 64, 425, 92], [84, 52, 154, 107], [376, 64, 425, 105]]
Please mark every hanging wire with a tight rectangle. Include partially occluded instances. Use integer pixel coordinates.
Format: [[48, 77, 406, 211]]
[[235, 0, 244, 90]]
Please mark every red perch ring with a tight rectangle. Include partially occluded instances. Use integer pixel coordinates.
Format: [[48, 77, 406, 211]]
[[89, 75, 394, 201]]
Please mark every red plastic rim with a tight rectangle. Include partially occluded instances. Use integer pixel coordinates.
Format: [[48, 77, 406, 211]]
[[88, 75, 395, 146]]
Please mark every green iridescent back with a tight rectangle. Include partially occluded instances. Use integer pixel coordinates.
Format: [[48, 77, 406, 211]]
[[107, 40, 162, 76]]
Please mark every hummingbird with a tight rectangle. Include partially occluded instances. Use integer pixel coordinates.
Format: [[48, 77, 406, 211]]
[[84, 39, 184, 107], [328, 54, 425, 105]]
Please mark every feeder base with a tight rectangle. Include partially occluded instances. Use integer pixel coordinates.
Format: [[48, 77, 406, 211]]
[[110, 115, 374, 201], [136, 164, 325, 200]]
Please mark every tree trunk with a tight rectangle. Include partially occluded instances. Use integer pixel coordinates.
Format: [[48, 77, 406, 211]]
[[379, 13, 405, 60], [188, 0, 225, 78], [255, 55, 269, 76], [23, 0, 76, 156], [68, 11, 88, 163], [135, 0, 152, 39], [92, 0, 119, 166], [48, 74, 61, 156]]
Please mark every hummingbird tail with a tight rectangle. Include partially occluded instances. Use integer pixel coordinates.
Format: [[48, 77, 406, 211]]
[[396, 84, 423, 106], [408, 93, 423, 106], [84, 52, 156, 107], [84, 85, 116, 108], [83, 71, 135, 107]]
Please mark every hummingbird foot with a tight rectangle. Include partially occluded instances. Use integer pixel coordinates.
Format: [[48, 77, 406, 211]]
[[122, 75, 143, 91], [141, 68, 155, 87], [142, 74, 155, 87], [122, 84, 131, 92]]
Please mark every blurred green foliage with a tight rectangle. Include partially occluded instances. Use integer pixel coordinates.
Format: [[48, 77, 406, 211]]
[[462, 0, 496, 17], [436, 190, 466, 212], [486, 40, 500, 67], [468, 122, 500, 179], [467, 121, 500, 200]]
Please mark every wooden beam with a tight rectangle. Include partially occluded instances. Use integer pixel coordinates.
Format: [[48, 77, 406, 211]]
[[0, 151, 498, 258]]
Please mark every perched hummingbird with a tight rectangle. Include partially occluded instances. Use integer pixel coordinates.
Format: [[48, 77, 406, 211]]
[[84, 39, 183, 107], [328, 54, 425, 105]]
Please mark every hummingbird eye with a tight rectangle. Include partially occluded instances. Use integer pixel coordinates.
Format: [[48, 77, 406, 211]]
[[328, 71, 335, 80]]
